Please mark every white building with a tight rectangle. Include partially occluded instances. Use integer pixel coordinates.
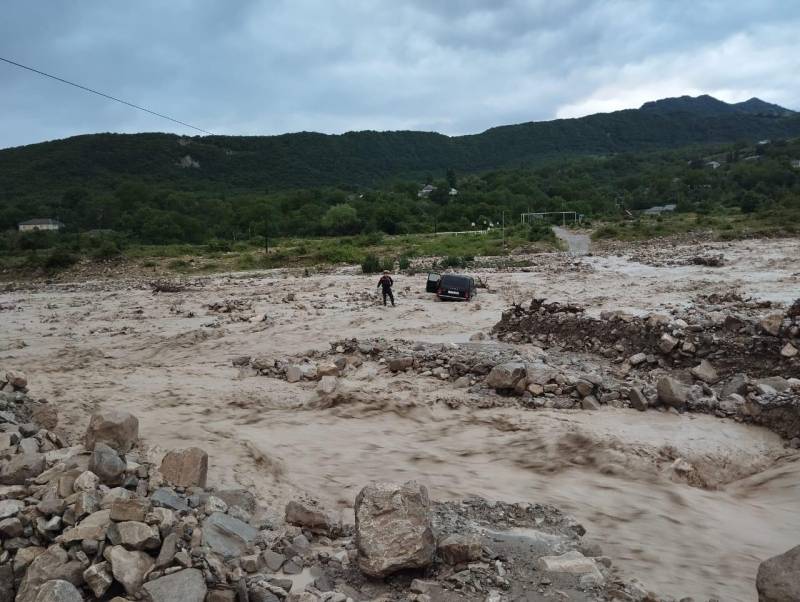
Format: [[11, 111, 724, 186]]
[[417, 184, 436, 198], [18, 219, 64, 232]]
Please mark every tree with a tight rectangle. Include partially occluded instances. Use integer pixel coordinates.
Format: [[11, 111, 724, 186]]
[[446, 169, 457, 189], [321, 203, 361, 235]]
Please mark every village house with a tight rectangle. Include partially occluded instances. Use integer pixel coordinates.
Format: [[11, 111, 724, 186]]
[[18, 218, 64, 232], [417, 184, 436, 197]]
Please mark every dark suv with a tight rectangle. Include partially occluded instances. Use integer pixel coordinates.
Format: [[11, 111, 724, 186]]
[[426, 273, 477, 301]]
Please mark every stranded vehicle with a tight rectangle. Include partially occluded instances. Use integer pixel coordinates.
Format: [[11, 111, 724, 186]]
[[426, 272, 478, 301]]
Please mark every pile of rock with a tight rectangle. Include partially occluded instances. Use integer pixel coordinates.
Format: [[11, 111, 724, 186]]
[[494, 298, 800, 379]]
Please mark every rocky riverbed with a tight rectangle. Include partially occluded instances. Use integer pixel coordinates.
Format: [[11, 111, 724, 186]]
[[2, 236, 800, 601]]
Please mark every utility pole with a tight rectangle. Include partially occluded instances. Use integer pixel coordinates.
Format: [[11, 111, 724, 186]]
[[502, 210, 508, 248]]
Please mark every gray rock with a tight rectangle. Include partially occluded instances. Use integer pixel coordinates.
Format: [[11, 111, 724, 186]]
[[657, 377, 688, 408], [0, 452, 45, 485], [108, 520, 161, 550], [142, 568, 207, 602], [628, 388, 648, 411], [262, 549, 286, 572], [721, 374, 748, 399], [85, 410, 139, 453], [658, 333, 678, 354], [354, 480, 435, 577], [0, 516, 23, 537], [0, 498, 24, 519], [110, 498, 151, 522], [155, 532, 179, 568], [628, 352, 647, 366], [202, 512, 257, 559], [690, 360, 719, 384], [575, 380, 594, 398], [0, 564, 12, 602], [216, 489, 257, 514], [757, 376, 791, 393], [83, 561, 113, 598], [151, 487, 189, 511], [105, 545, 154, 596], [485, 362, 527, 390], [387, 356, 414, 372], [757, 544, 800, 601], [89, 442, 126, 486], [33, 580, 84, 602], [581, 396, 601, 411], [15, 547, 84, 602], [285, 498, 334, 533]]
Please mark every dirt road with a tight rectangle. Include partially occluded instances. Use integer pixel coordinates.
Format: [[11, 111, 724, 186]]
[[2, 236, 799, 601]]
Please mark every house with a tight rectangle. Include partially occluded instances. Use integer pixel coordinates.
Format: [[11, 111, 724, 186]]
[[642, 204, 677, 216], [791, 159, 800, 169], [758, 139, 771, 145], [449, 188, 459, 196], [18, 218, 64, 232], [417, 184, 436, 198], [706, 160, 721, 169]]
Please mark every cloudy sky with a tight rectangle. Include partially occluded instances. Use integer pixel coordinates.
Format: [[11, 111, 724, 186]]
[[1, 1, 799, 149]]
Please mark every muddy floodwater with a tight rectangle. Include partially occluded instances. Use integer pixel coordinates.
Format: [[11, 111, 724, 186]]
[[2, 236, 799, 601]]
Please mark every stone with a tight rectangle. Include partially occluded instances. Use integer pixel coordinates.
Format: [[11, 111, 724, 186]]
[[581, 396, 601, 411], [5, 369, 27, 389], [760, 313, 783, 336], [74, 492, 99, 520], [354, 480, 435, 577], [19, 438, 39, 455], [61, 509, 112, 543], [105, 545, 155, 596], [15, 547, 84, 602], [285, 498, 334, 533], [142, 568, 207, 602], [159, 447, 208, 488], [154, 532, 178, 568], [628, 388, 648, 411], [206, 590, 237, 602], [33, 580, 84, 602], [215, 489, 257, 514], [282, 558, 302, 574], [721, 374, 748, 399], [438, 534, 482, 565], [73, 471, 100, 492], [84, 561, 113, 598], [0, 452, 45, 485], [285, 365, 304, 383], [657, 377, 688, 408], [485, 362, 527, 390], [781, 343, 798, 358], [13, 546, 46, 574], [628, 352, 647, 366], [0, 564, 12, 602], [0, 498, 24, 519], [108, 520, 161, 550], [151, 487, 189, 511], [0, 516, 23, 537], [317, 376, 338, 395], [241, 554, 261, 572], [317, 361, 340, 377], [89, 443, 126, 486], [202, 512, 257, 559], [690, 360, 719, 384], [536, 550, 603, 579], [85, 410, 139, 453], [658, 333, 678, 354], [110, 497, 151, 522], [262, 549, 286, 571], [387, 356, 414, 372], [756, 544, 800, 601], [574, 380, 593, 397]]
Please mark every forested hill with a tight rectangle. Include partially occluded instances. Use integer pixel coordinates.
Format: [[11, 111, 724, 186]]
[[1, 94, 799, 200]]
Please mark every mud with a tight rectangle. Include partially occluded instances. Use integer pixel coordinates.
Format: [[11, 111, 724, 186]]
[[2, 236, 800, 601]]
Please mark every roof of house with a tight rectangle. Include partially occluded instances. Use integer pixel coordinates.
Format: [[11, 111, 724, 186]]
[[18, 218, 64, 226]]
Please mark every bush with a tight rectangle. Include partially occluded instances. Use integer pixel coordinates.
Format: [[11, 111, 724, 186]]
[[527, 223, 555, 242], [90, 239, 122, 260], [361, 253, 382, 274], [44, 248, 78, 270], [381, 257, 395, 272], [206, 239, 232, 252], [441, 255, 466, 268], [398, 255, 411, 270], [592, 225, 620, 240]]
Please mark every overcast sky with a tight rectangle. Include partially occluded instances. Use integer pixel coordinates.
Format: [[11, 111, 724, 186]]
[[2, 1, 799, 149]]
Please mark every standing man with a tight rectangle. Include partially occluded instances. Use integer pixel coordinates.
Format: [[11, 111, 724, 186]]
[[377, 270, 395, 307]]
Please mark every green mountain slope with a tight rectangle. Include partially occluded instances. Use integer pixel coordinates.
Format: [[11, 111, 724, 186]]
[[1, 95, 799, 201]]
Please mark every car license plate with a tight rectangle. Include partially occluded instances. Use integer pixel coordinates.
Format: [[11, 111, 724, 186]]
[[448, 290, 459, 295]]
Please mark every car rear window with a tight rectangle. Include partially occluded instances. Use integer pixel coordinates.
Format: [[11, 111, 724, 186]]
[[440, 275, 470, 289]]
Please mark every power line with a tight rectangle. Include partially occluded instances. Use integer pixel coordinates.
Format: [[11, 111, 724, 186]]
[[0, 55, 213, 135]]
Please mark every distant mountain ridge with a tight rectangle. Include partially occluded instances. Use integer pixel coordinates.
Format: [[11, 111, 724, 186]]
[[1, 94, 799, 200]]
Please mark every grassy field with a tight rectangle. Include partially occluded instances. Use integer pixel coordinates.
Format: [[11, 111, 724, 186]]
[[591, 208, 800, 242], [0, 224, 559, 279]]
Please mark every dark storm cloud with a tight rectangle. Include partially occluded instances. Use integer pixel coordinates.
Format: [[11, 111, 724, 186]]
[[1, 1, 799, 148]]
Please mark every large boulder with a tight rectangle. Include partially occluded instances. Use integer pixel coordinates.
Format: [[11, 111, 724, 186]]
[[107, 521, 161, 550], [202, 512, 257, 559], [33, 580, 84, 602], [88, 443, 126, 486], [159, 447, 208, 488], [354, 481, 435, 577], [657, 377, 689, 408], [85, 411, 139, 453], [438, 534, 482, 565], [83, 561, 113, 598], [690, 360, 719, 384], [757, 545, 800, 601], [142, 568, 207, 602], [0, 452, 45, 485], [485, 362, 527, 390]]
